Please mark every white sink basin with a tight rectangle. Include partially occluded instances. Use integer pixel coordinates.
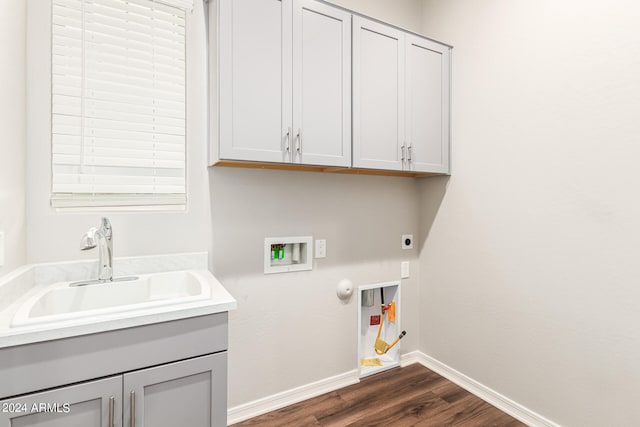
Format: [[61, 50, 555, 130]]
[[11, 270, 211, 328]]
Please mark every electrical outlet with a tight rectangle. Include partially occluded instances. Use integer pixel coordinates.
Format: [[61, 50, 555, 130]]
[[0, 231, 4, 267], [315, 239, 326, 258], [401, 261, 410, 278], [401, 234, 413, 250]]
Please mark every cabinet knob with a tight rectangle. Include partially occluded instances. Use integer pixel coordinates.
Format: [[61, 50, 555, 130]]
[[296, 129, 302, 156]]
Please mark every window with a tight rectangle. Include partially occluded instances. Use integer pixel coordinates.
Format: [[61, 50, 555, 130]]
[[51, 0, 192, 208]]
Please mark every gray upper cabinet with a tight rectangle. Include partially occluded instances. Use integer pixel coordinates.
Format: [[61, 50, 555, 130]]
[[352, 16, 406, 171], [217, 0, 351, 167], [218, 0, 292, 164], [352, 16, 451, 174], [292, 0, 352, 167], [0, 377, 122, 427], [214, 2, 451, 175], [405, 34, 450, 174]]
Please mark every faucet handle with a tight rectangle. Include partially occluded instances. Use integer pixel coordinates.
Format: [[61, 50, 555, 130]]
[[81, 228, 98, 250]]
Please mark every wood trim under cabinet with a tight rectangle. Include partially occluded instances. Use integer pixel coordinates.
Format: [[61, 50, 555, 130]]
[[211, 160, 444, 178]]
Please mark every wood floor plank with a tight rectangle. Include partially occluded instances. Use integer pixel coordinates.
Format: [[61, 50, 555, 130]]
[[342, 391, 450, 427], [233, 412, 321, 427], [232, 391, 345, 427], [320, 370, 447, 426], [319, 389, 439, 427], [430, 378, 470, 405], [231, 364, 526, 427], [413, 395, 485, 426], [453, 405, 524, 427], [339, 365, 445, 405]]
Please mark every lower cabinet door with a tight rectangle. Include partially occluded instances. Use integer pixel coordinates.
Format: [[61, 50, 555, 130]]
[[0, 377, 122, 427], [123, 353, 227, 427]]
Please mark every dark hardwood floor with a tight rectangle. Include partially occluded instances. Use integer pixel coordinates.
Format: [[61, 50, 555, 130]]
[[231, 364, 526, 427]]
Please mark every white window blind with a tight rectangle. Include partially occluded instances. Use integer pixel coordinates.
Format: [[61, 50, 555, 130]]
[[51, 0, 189, 208]]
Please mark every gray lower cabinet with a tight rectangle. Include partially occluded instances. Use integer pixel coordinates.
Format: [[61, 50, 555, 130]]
[[0, 354, 226, 427], [0, 377, 121, 427], [124, 353, 226, 427]]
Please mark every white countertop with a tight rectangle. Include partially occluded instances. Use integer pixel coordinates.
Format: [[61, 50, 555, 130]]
[[0, 253, 237, 348]]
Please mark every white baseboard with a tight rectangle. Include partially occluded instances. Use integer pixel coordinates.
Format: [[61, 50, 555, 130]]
[[227, 369, 359, 425], [407, 351, 560, 427], [228, 351, 560, 427], [400, 350, 423, 367]]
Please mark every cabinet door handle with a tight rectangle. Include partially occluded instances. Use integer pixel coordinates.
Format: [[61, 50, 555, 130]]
[[400, 144, 406, 162], [130, 391, 136, 427], [285, 127, 291, 153], [408, 144, 412, 162], [108, 397, 115, 427], [296, 129, 302, 155]]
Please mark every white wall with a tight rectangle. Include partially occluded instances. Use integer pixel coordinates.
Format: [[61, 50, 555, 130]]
[[0, 1, 27, 276], [26, 0, 212, 264], [419, 1, 640, 426], [22, 0, 425, 410], [211, 169, 421, 406], [214, 0, 425, 407], [328, 0, 423, 33], [17, 0, 640, 422]]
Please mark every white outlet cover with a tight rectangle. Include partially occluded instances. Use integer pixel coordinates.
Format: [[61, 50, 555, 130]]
[[401, 234, 414, 250], [315, 239, 327, 259], [401, 261, 410, 279]]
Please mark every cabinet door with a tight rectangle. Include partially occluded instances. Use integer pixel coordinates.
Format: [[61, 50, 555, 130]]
[[0, 377, 121, 427], [352, 17, 405, 171], [219, 0, 293, 163], [292, 0, 351, 167], [123, 353, 226, 427], [406, 35, 450, 173]]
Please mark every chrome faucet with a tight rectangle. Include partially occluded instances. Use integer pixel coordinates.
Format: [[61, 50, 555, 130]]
[[80, 217, 113, 282]]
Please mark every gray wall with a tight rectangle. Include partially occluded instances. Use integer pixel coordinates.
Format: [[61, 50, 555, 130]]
[[215, 0, 426, 406], [13, 0, 640, 423], [0, 1, 27, 276], [25, 0, 212, 264], [21, 0, 426, 409], [329, 0, 423, 32], [419, 1, 640, 426], [212, 168, 421, 405]]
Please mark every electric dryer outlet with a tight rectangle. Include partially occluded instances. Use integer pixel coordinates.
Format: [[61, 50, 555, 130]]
[[401, 234, 413, 249]]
